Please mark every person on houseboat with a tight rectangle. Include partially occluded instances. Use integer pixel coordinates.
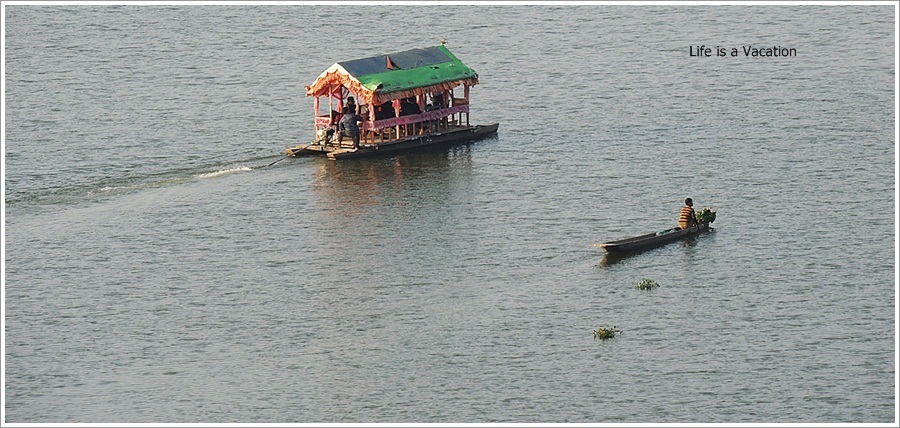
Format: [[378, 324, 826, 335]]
[[678, 198, 697, 230], [346, 96, 357, 114], [427, 92, 445, 111], [338, 106, 362, 150], [330, 108, 342, 126], [374, 101, 393, 120], [400, 97, 421, 116]]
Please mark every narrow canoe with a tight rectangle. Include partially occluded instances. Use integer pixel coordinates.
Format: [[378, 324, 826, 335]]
[[599, 221, 711, 253]]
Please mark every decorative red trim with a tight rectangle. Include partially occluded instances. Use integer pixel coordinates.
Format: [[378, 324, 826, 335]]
[[307, 72, 478, 106]]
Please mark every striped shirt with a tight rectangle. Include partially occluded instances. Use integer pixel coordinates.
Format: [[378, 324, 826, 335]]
[[679, 205, 695, 228]]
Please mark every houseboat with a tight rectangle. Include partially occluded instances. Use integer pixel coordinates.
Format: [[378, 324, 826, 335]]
[[284, 44, 499, 160]]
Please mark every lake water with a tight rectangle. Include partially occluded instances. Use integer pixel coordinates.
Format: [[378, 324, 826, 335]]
[[3, 4, 896, 424]]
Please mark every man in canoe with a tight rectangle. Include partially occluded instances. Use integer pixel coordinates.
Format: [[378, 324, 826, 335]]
[[678, 198, 697, 230]]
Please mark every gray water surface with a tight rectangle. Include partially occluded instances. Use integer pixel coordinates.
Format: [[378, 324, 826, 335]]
[[4, 5, 896, 423]]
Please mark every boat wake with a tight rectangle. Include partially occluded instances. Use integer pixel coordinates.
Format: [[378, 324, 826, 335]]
[[195, 166, 253, 179], [7, 162, 259, 210], [94, 165, 254, 195]]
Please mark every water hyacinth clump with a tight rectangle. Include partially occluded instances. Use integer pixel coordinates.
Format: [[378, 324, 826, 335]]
[[694, 206, 716, 223], [635, 279, 659, 290], [593, 326, 621, 340]]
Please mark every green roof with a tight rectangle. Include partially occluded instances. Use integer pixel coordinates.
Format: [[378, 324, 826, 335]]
[[339, 45, 478, 95]]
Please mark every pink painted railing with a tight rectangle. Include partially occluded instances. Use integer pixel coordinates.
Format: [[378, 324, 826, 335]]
[[314, 105, 470, 130], [315, 115, 334, 128]]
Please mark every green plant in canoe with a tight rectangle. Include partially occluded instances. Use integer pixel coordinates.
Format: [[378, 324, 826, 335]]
[[694, 206, 716, 223], [635, 278, 659, 290], [593, 326, 621, 340]]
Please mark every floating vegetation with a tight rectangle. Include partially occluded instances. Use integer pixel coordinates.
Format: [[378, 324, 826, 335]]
[[694, 206, 717, 223], [635, 279, 660, 290], [593, 326, 621, 340]]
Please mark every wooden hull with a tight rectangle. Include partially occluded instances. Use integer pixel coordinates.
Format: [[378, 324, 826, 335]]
[[285, 123, 498, 160], [600, 221, 711, 253]]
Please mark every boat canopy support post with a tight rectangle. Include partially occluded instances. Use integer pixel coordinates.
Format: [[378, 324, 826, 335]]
[[464, 85, 471, 126], [393, 99, 401, 139], [328, 87, 334, 122], [313, 96, 319, 135]]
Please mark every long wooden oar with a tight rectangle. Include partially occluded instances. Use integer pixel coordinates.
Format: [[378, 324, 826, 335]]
[[266, 154, 292, 167], [266, 145, 310, 167]]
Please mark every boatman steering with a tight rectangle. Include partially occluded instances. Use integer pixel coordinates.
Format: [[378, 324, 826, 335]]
[[678, 198, 697, 230], [337, 106, 362, 150]]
